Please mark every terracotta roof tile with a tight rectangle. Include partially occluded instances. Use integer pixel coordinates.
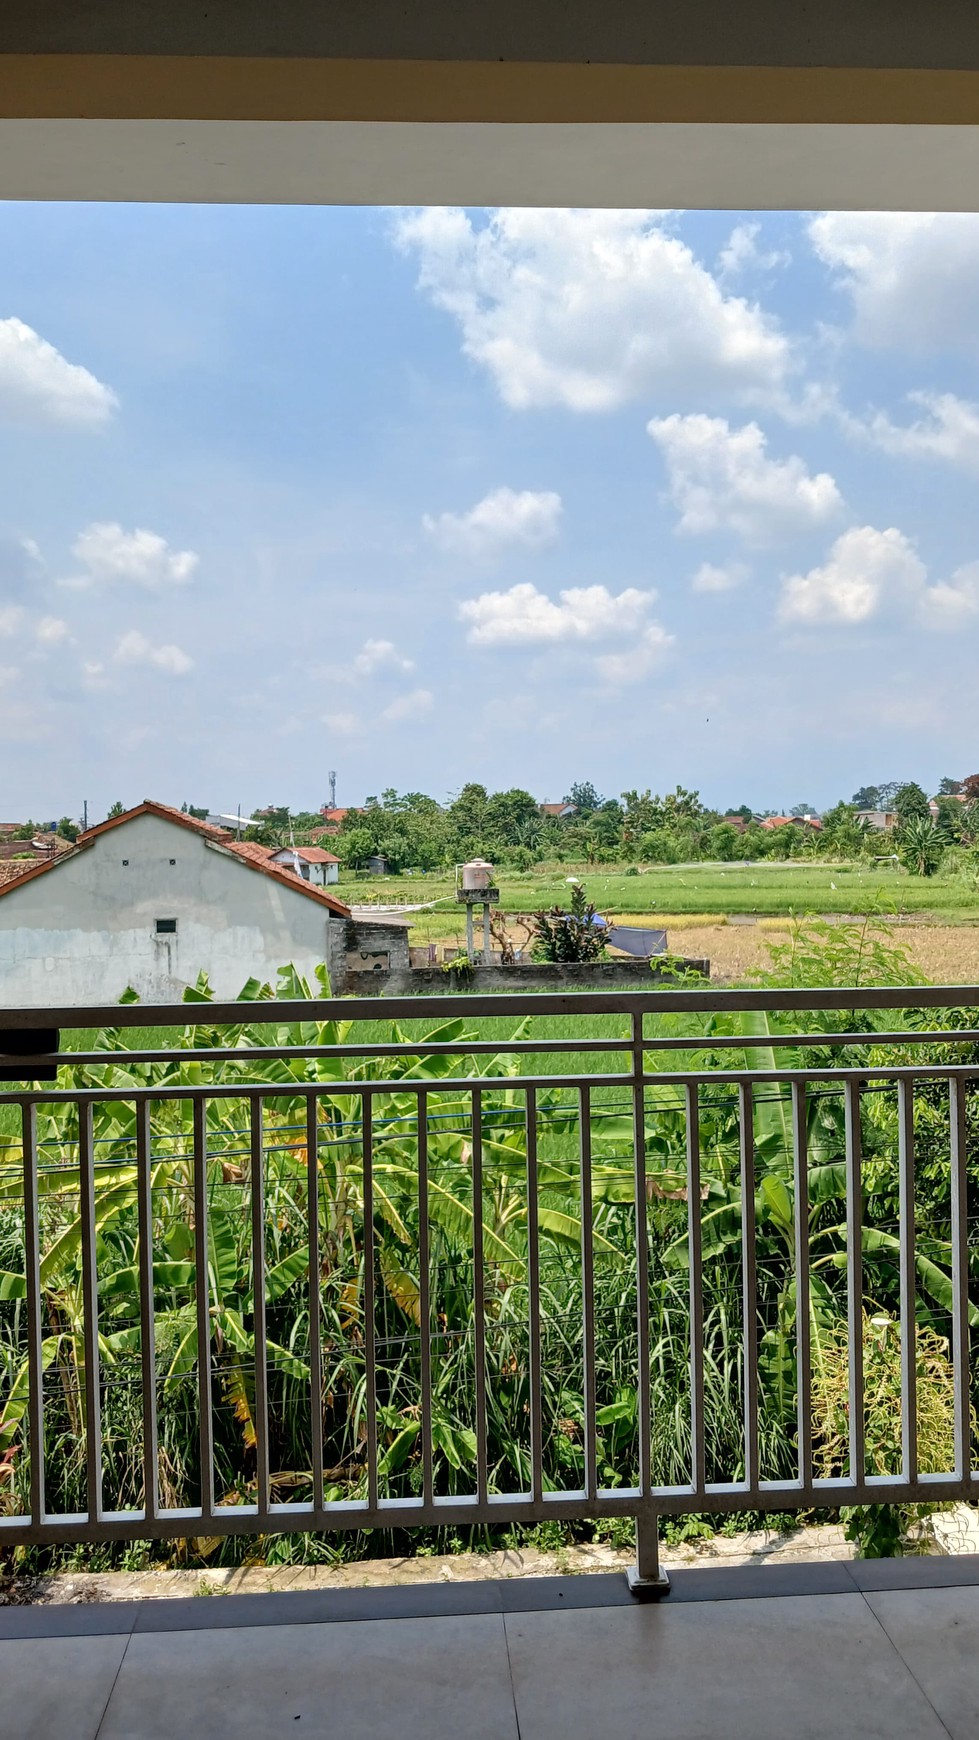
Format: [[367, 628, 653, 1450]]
[[273, 846, 340, 864], [79, 801, 233, 845], [228, 841, 276, 863]]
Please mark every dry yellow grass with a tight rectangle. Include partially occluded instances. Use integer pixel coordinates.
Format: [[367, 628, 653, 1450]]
[[605, 912, 729, 930], [686, 924, 979, 986], [408, 906, 979, 986]]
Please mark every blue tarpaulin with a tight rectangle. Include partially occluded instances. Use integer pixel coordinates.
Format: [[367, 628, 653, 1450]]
[[604, 924, 668, 959]]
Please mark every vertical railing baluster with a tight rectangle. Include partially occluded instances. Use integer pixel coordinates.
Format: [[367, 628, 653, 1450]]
[[845, 1080, 865, 1487], [135, 1099, 158, 1523], [792, 1082, 812, 1490], [526, 1087, 544, 1505], [739, 1082, 759, 1494], [631, 1017, 651, 1506], [418, 1089, 434, 1508], [471, 1087, 488, 1502], [78, 1101, 102, 1521], [21, 1102, 44, 1526], [306, 1093, 324, 1516], [898, 1079, 918, 1485], [950, 1075, 971, 1483], [630, 1014, 664, 1593], [193, 1095, 214, 1520], [580, 1084, 597, 1500], [251, 1094, 270, 1520], [363, 1092, 379, 1512], [687, 1084, 705, 1497]]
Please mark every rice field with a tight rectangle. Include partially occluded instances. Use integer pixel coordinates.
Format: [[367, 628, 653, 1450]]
[[340, 860, 979, 933]]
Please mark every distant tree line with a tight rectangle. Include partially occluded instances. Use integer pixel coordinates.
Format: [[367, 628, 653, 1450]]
[[225, 776, 979, 878]]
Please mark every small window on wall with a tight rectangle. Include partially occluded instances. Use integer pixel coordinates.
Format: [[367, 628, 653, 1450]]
[[155, 918, 177, 935]]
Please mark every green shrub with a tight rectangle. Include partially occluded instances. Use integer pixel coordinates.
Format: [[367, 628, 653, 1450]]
[[812, 1312, 965, 1555]]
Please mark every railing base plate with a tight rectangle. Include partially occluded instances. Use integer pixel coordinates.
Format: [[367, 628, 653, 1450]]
[[627, 1566, 671, 1600]]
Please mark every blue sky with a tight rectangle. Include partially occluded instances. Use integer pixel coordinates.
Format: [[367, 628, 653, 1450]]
[[2, 203, 979, 822]]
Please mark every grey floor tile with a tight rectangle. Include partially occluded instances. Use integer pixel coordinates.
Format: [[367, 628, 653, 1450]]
[[866, 1584, 979, 1740], [664, 1558, 858, 1602], [98, 1611, 518, 1740], [505, 1592, 949, 1740], [850, 1552, 979, 1592], [500, 1573, 635, 1613], [0, 1601, 137, 1641], [131, 1577, 503, 1632], [0, 1633, 129, 1740]]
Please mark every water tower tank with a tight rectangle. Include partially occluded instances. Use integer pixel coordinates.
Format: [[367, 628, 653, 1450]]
[[461, 858, 494, 893]]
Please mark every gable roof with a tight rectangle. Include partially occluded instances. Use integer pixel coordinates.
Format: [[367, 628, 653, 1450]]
[[80, 800, 233, 846], [0, 800, 351, 916], [272, 846, 341, 864]]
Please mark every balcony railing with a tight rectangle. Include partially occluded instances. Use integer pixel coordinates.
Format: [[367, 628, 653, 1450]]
[[0, 986, 977, 1594]]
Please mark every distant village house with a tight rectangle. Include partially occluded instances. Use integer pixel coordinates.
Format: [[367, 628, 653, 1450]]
[[0, 802, 402, 1006]]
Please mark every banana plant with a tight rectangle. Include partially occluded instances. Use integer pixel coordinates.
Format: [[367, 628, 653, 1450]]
[[1, 965, 624, 1507]]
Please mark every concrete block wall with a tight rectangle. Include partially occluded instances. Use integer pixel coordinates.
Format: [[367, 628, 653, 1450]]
[[356, 957, 709, 995]]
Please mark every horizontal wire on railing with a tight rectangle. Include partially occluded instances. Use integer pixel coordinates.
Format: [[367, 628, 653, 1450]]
[[3, 1072, 975, 1169]]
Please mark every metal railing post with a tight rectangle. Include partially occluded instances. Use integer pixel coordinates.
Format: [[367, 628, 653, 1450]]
[[628, 1507, 669, 1598], [627, 1010, 669, 1597]]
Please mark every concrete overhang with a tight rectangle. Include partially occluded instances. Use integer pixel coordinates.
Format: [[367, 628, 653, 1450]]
[[4, 2, 979, 206]]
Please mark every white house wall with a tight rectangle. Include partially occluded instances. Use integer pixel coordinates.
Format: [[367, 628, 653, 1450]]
[[0, 813, 342, 1007]]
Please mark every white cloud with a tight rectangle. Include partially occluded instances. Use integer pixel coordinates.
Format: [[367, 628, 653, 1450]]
[[718, 222, 791, 281], [0, 317, 117, 429], [0, 605, 25, 636], [351, 638, 414, 677], [595, 625, 674, 685], [691, 561, 748, 593], [423, 487, 562, 559], [381, 688, 434, 723], [113, 629, 194, 675], [322, 711, 360, 735], [918, 563, 979, 629], [0, 535, 46, 603], [68, 522, 198, 590], [779, 525, 979, 630], [809, 212, 979, 351], [460, 581, 655, 647], [779, 527, 924, 626], [36, 616, 69, 645], [648, 414, 843, 545], [393, 207, 791, 412], [848, 391, 979, 472]]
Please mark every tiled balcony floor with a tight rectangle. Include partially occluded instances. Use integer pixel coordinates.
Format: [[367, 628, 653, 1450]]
[[4, 1557, 979, 1739]]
